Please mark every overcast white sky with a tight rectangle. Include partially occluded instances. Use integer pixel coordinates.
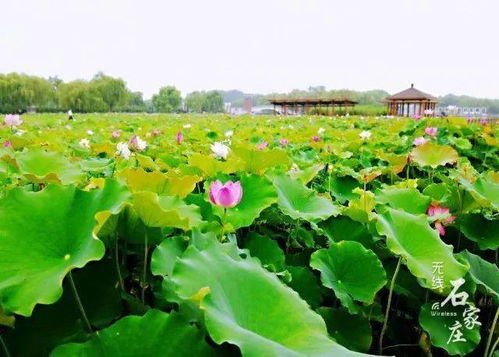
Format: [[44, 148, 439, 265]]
[[0, 0, 497, 99]]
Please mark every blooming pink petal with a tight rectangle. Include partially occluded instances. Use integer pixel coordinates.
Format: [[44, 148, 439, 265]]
[[209, 180, 223, 205], [424, 127, 438, 137], [435, 222, 446, 236]]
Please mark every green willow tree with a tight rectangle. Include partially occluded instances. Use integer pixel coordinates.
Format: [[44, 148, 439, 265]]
[[152, 86, 182, 113]]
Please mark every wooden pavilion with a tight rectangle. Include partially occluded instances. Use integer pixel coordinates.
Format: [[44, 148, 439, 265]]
[[269, 98, 358, 115], [385, 84, 438, 117]]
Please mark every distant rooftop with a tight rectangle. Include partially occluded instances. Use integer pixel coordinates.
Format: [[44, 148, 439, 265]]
[[386, 84, 438, 101]]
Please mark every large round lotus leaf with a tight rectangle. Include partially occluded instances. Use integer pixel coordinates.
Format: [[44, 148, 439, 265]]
[[232, 146, 290, 174], [459, 176, 499, 210], [419, 303, 481, 356], [376, 208, 468, 295], [150, 236, 189, 277], [286, 266, 322, 308], [457, 214, 499, 250], [318, 307, 372, 352], [15, 149, 84, 184], [51, 310, 215, 356], [410, 142, 458, 168], [319, 216, 375, 249], [242, 232, 285, 272], [457, 250, 499, 303], [0, 180, 129, 316], [170, 242, 369, 356], [289, 163, 324, 184], [310, 241, 386, 312], [328, 175, 360, 204], [132, 192, 203, 230], [118, 167, 200, 198], [273, 174, 340, 222], [376, 187, 431, 214], [211, 174, 277, 230]]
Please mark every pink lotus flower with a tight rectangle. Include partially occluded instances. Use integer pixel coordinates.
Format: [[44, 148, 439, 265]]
[[4, 114, 22, 127], [111, 130, 121, 139], [129, 135, 147, 151], [427, 203, 455, 236], [256, 141, 268, 150], [424, 127, 438, 137], [413, 114, 422, 120], [413, 136, 428, 146], [279, 138, 289, 146], [176, 131, 183, 144], [209, 180, 243, 208], [311, 135, 321, 142], [3, 140, 12, 148]]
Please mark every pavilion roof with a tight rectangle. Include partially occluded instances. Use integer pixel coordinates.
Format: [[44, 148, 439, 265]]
[[386, 84, 438, 101], [268, 97, 358, 105]]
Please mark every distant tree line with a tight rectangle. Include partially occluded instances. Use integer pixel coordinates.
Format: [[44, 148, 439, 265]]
[[1, 72, 498, 114], [0, 72, 224, 114]]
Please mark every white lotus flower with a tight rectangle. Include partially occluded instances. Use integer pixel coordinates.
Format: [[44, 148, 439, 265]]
[[79, 138, 90, 148], [86, 129, 94, 136], [318, 127, 326, 135], [116, 142, 131, 160], [183, 123, 192, 129], [16, 129, 26, 136], [211, 142, 230, 160], [225, 130, 234, 138], [359, 130, 371, 140]]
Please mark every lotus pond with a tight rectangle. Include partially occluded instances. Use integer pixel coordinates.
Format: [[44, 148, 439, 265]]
[[0, 113, 498, 357]]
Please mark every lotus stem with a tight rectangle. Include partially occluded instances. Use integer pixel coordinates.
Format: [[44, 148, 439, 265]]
[[379, 256, 402, 354], [0, 335, 11, 357], [68, 271, 93, 332], [115, 233, 124, 291], [141, 230, 149, 303], [484, 306, 499, 357], [488, 336, 498, 357]]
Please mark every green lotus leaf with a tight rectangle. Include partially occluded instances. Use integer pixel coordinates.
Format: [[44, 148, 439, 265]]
[[132, 192, 203, 230], [15, 149, 84, 184], [51, 310, 215, 356], [233, 146, 290, 174], [318, 307, 372, 352], [457, 250, 499, 302], [376, 208, 468, 294], [376, 187, 431, 214], [289, 163, 324, 184], [213, 174, 277, 230], [118, 167, 200, 198], [0, 180, 129, 316], [410, 142, 458, 168], [457, 214, 499, 250], [151, 236, 189, 277], [273, 174, 340, 222], [459, 176, 499, 210], [319, 216, 375, 249], [328, 175, 360, 204], [419, 303, 480, 356], [242, 232, 285, 272], [188, 153, 243, 176], [3, 259, 123, 356], [310, 241, 387, 313], [0, 307, 14, 327], [286, 266, 322, 308], [170, 242, 369, 356]]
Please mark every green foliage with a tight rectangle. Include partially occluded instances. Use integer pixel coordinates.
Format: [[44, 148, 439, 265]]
[[0, 113, 496, 356], [152, 85, 182, 113], [186, 90, 224, 113]]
